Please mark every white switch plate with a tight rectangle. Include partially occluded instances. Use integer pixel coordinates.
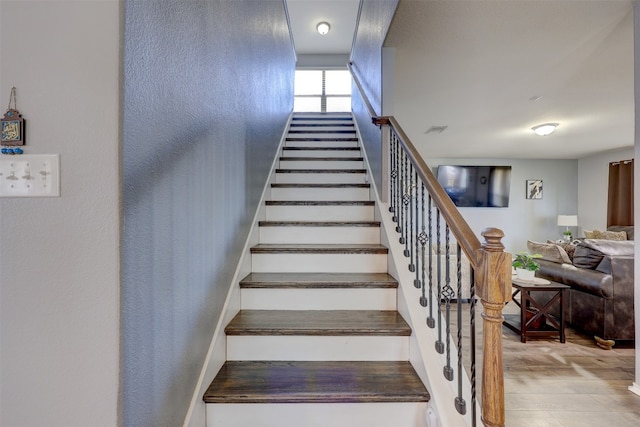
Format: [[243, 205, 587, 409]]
[[0, 154, 60, 197]]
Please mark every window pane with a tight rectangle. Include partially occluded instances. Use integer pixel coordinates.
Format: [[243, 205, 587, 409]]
[[294, 96, 321, 112], [325, 70, 351, 95], [326, 97, 351, 112], [294, 70, 322, 96]]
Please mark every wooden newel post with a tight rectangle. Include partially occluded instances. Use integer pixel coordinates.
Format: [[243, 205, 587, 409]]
[[475, 227, 512, 427]]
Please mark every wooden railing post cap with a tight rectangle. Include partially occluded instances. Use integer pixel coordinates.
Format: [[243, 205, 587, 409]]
[[481, 228, 505, 252]]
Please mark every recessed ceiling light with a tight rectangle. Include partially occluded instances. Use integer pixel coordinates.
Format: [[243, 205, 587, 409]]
[[532, 123, 558, 136], [316, 22, 330, 35]]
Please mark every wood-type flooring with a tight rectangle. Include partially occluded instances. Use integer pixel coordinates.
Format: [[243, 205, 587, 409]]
[[467, 300, 640, 426]]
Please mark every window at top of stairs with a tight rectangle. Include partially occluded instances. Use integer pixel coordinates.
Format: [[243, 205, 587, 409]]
[[294, 69, 351, 113]]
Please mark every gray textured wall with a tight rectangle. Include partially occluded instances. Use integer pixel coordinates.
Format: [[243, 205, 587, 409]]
[[122, 1, 294, 426], [351, 0, 399, 195], [1, 2, 120, 426]]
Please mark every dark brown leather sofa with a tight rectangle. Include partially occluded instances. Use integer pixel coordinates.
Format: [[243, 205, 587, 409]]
[[532, 228, 634, 349]]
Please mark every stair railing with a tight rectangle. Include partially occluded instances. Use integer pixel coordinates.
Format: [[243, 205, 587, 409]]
[[349, 63, 512, 427]]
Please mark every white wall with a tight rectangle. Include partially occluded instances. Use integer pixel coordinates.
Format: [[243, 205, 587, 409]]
[[578, 147, 634, 231], [0, 2, 120, 427], [423, 158, 578, 253]]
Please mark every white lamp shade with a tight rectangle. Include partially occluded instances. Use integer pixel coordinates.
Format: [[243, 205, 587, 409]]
[[557, 215, 578, 227]]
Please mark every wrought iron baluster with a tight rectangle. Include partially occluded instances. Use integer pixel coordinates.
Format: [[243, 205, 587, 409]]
[[400, 152, 410, 246], [455, 243, 467, 415], [405, 164, 414, 263], [389, 134, 397, 219], [427, 195, 435, 327], [435, 210, 444, 353], [469, 268, 477, 427], [443, 225, 454, 380], [409, 169, 417, 272], [417, 181, 426, 291], [397, 149, 405, 235]]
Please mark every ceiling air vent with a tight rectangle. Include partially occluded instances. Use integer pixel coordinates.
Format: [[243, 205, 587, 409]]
[[425, 126, 448, 134]]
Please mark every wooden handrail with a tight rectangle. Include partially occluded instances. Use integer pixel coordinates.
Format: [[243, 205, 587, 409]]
[[347, 62, 390, 128], [349, 64, 510, 427], [387, 116, 482, 268], [348, 62, 480, 266]]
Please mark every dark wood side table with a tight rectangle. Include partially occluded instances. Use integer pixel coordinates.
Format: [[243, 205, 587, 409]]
[[503, 277, 569, 343]]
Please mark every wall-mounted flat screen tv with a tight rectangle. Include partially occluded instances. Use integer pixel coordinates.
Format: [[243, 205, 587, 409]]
[[436, 165, 512, 207]]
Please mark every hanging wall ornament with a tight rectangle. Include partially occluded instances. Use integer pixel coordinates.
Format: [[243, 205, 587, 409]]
[[1, 87, 25, 146]]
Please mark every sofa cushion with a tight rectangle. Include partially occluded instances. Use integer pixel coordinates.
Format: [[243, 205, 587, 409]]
[[527, 240, 571, 264], [572, 239, 635, 270]]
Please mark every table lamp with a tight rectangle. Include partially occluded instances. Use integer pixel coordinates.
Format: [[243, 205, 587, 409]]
[[557, 215, 578, 241]]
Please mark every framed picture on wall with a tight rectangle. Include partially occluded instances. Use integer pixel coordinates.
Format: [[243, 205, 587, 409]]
[[526, 179, 543, 199]]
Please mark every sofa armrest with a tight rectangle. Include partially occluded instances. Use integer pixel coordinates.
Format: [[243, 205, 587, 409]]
[[606, 256, 634, 302], [537, 259, 612, 298]]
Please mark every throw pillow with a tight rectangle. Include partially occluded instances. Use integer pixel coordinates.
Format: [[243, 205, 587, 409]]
[[572, 243, 604, 269], [548, 240, 577, 261], [607, 225, 634, 240], [591, 229, 627, 241], [583, 229, 595, 239], [527, 240, 572, 264]]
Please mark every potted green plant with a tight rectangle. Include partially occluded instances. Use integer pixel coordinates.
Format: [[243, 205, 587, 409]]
[[512, 251, 542, 281], [563, 230, 573, 242]]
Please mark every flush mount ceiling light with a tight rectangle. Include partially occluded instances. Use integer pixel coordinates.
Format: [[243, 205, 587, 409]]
[[532, 123, 558, 136], [316, 22, 330, 35]]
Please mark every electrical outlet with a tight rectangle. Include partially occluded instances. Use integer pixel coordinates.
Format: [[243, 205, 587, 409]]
[[0, 154, 60, 197]]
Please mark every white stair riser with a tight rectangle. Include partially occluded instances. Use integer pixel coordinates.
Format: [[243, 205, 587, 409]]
[[287, 132, 356, 139], [275, 172, 366, 184], [226, 336, 409, 361], [286, 140, 358, 148], [251, 253, 388, 273], [265, 205, 375, 221], [271, 187, 370, 201], [279, 160, 363, 169], [206, 402, 428, 427], [282, 150, 360, 158], [290, 121, 353, 126], [240, 288, 397, 310], [259, 226, 380, 244]]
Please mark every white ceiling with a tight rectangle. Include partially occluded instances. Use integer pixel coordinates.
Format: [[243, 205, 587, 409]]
[[287, 0, 360, 55], [287, 0, 635, 160]]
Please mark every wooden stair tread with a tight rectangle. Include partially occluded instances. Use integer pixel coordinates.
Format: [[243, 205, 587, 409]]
[[288, 130, 356, 134], [291, 117, 352, 121], [250, 243, 387, 254], [239, 272, 398, 289], [279, 156, 363, 161], [286, 137, 358, 141], [275, 169, 366, 173], [225, 310, 410, 336], [258, 221, 380, 227], [271, 183, 370, 188], [265, 200, 374, 206], [282, 147, 360, 151], [203, 361, 429, 404]]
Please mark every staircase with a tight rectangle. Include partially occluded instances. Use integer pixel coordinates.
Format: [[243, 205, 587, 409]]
[[203, 113, 430, 427]]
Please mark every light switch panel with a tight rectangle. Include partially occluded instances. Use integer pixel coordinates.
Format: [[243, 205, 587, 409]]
[[0, 154, 60, 197]]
